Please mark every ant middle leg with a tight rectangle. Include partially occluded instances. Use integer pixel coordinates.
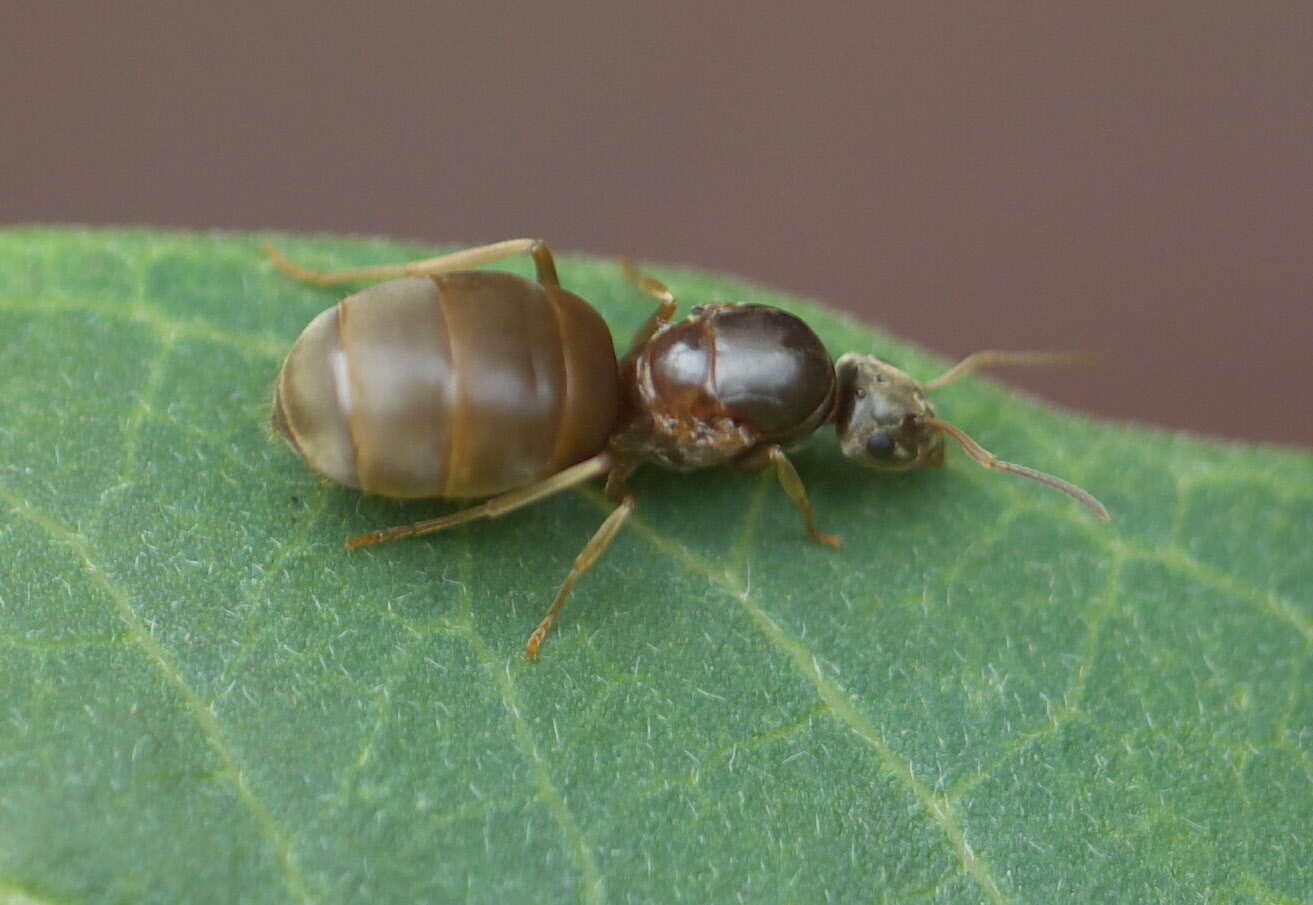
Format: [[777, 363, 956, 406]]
[[523, 492, 636, 659], [620, 259, 678, 351]]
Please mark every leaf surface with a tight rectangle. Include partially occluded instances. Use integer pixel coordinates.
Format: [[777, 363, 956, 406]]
[[1, 228, 1310, 905]]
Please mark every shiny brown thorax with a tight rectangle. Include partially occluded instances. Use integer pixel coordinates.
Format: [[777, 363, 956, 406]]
[[609, 303, 836, 471]]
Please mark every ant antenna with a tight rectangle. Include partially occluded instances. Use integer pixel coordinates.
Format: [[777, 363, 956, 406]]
[[924, 351, 1095, 391], [920, 416, 1110, 521]]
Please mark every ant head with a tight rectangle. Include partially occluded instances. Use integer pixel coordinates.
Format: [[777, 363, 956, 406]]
[[831, 349, 1110, 521], [832, 353, 945, 471]]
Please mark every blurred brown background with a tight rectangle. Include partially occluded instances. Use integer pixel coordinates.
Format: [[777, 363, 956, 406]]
[[3, 2, 1310, 445]]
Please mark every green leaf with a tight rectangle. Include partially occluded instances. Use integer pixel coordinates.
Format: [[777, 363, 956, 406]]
[[2, 227, 1310, 905]]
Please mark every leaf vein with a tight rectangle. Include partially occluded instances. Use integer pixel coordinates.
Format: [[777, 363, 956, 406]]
[[450, 616, 607, 905], [615, 506, 1016, 905], [0, 484, 317, 905]]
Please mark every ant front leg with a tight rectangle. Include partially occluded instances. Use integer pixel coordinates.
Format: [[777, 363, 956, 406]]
[[738, 444, 842, 550]]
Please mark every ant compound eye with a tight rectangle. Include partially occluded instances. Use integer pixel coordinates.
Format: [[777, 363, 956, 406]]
[[866, 431, 896, 458]]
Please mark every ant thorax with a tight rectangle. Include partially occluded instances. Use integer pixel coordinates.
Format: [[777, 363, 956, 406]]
[[610, 303, 835, 471]]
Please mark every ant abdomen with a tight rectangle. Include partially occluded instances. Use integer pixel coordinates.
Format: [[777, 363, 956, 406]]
[[273, 270, 617, 499]]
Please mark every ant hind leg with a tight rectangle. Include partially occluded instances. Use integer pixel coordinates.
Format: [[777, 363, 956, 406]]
[[263, 238, 556, 287], [345, 454, 613, 549]]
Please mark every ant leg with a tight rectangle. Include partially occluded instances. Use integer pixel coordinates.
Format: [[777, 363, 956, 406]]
[[762, 445, 842, 550], [620, 260, 678, 351], [263, 238, 549, 287], [524, 493, 636, 659], [923, 350, 1094, 391], [346, 453, 612, 549]]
